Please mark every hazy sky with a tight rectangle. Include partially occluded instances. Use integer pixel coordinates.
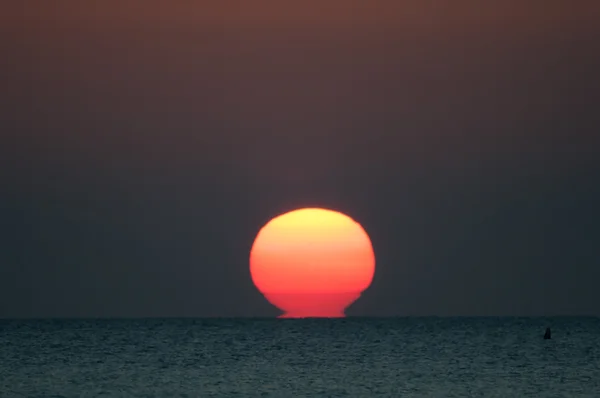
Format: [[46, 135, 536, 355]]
[[1, 1, 599, 317]]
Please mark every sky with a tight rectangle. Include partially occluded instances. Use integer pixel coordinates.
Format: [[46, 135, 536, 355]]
[[1, 1, 599, 317]]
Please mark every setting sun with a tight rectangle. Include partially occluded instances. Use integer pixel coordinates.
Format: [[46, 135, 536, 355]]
[[250, 208, 375, 318]]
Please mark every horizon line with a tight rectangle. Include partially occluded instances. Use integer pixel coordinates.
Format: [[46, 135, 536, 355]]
[[1, 315, 599, 321]]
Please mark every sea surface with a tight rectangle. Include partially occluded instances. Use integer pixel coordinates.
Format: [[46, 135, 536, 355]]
[[1, 317, 599, 397]]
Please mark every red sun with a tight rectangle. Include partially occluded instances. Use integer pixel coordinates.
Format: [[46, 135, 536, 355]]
[[250, 208, 375, 318]]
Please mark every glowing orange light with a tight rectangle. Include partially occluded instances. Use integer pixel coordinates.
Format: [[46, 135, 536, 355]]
[[250, 208, 375, 318]]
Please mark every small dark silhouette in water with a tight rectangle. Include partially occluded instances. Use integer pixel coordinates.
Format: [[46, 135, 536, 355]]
[[544, 327, 551, 339]]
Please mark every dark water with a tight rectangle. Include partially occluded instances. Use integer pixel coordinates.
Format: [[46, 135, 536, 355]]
[[1, 318, 599, 397]]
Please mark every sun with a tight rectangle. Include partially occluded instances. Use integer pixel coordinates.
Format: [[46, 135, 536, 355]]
[[250, 208, 375, 318]]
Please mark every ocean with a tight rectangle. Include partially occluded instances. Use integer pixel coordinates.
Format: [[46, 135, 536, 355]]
[[1, 317, 599, 397]]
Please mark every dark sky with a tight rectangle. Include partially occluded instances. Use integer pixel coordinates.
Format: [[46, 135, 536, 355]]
[[1, 2, 599, 317]]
